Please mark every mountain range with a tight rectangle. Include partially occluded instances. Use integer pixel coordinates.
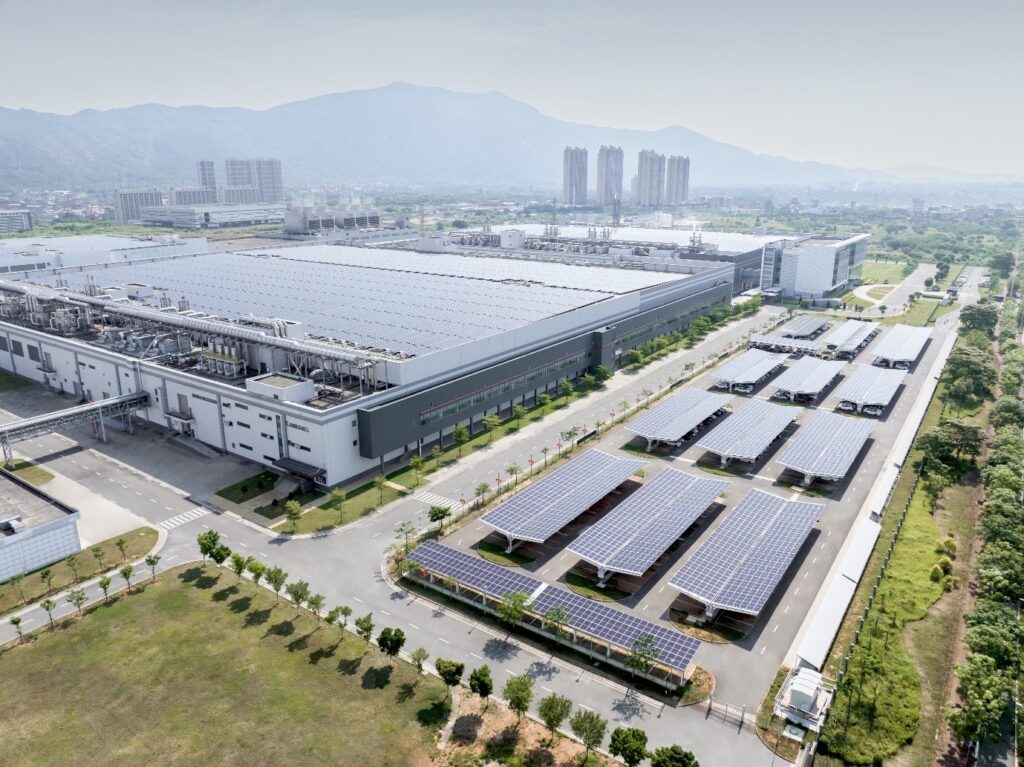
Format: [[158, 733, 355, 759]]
[[0, 83, 1005, 192]]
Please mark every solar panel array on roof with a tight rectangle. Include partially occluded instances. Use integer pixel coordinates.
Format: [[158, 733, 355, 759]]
[[408, 541, 701, 673], [625, 389, 732, 444], [778, 316, 829, 338], [695, 399, 795, 462], [777, 411, 873, 481], [481, 449, 646, 544], [668, 489, 824, 616], [567, 469, 730, 577], [834, 365, 906, 407], [709, 349, 787, 386], [771, 357, 847, 396], [872, 324, 931, 364]]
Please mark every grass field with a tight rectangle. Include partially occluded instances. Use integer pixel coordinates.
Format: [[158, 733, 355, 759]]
[[840, 291, 874, 310], [879, 298, 957, 327], [214, 470, 279, 503], [861, 260, 908, 284], [0, 564, 448, 766], [0, 527, 157, 617], [866, 285, 894, 300], [10, 458, 54, 486], [564, 572, 630, 602], [290, 480, 405, 533], [0, 370, 32, 392], [476, 540, 534, 567]]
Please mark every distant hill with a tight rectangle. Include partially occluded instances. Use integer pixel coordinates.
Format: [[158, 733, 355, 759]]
[[0, 82, 915, 191]]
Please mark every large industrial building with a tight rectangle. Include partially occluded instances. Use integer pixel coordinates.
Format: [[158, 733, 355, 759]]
[[0, 234, 208, 274], [140, 203, 286, 229], [0, 470, 81, 582], [0, 244, 734, 488], [760, 234, 869, 298]]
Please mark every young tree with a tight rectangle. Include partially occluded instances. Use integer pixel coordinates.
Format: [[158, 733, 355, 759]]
[[285, 580, 310, 611], [377, 626, 406, 665], [609, 726, 650, 767], [505, 463, 522, 486], [354, 613, 375, 645], [395, 520, 417, 554], [570, 708, 608, 760], [496, 591, 530, 630], [98, 575, 112, 604], [474, 482, 491, 507], [210, 545, 231, 572], [540, 446, 550, 468], [482, 414, 502, 442], [196, 530, 221, 564], [229, 552, 247, 581], [373, 474, 387, 504], [119, 564, 134, 594], [512, 404, 528, 427], [503, 673, 534, 724], [650, 745, 700, 767], [285, 499, 303, 531], [543, 606, 571, 646], [10, 615, 22, 643], [409, 455, 425, 487], [537, 392, 552, 413], [338, 605, 352, 632], [40, 567, 54, 595], [537, 693, 572, 739], [66, 588, 87, 615], [430, 444, 443, 470], [145, 553, 161, 582], [265, 566, 287, 601], [246, 557, 266, 591], [330, 487, 348, 523], [325, 606, 341, 628], [116, 537, 128, 561], [40, 598, 57, 629], [593, 364, 612, 383], [65, 553, 80, 583], [428, 504, 451, 532], [411, 647, 430, 674], [560, 378, 575, 399], [435, 658, 464, 699], [90, 545, 106, 571], [452, 424, 470, 457], [468, 665, 493, 709], [9, 574, 25, 604], [625, 633, 659, 678], [306, 593, 326, 623]]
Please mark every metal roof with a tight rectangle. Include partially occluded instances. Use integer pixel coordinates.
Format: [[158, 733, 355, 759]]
[[695, 399, 795, 462], [834, 365, 906, 407], [771, 357, 847, 396], [778, 316, 829, 338], [872, 324, 931, 364], [776, 411, 873, 481], [709, 348, 787, 386], [625, 388, 732, 443]]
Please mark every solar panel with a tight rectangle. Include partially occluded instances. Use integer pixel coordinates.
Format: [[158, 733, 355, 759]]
[[695, 399, 795, 462], [668, 489, 824, 616], [567, 469, 730, 576], [625, 388, 732, 443], [748, 334, 820, 354], [771, 357, 846, 397], [834, 365, 906, 407], [710, 349, 787, 386], [778, 316, 829, 338], [408, 541, 701, 672], [777, 411, 873, 481], [872, 324, 931, 364], [481, 449, 647, 544], [821, 319, 877, 354]]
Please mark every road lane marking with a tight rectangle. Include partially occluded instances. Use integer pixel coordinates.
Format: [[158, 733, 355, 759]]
[[380, 610, 391, 616], [470, 652, 483, 660], [438, 637, 449, 644], [408, 624, 420, 631], [353, 596, 365, 604]]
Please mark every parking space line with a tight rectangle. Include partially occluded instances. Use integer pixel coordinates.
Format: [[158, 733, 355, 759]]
[[353, 596, 365, 604], [438, 637, 449, 644], [470, 652, 482, 660], [381, 610, 391, 616], [408, 624, 420, 631]]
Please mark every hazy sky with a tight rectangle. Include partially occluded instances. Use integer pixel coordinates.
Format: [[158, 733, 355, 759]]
[[4, 0, 1022, 175]]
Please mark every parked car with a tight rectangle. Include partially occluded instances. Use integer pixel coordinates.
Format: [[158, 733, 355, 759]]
[[837, 401, 856, 411]]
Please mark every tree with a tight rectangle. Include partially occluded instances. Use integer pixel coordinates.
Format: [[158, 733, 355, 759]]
[[593, 364, 612, 383], [452, 424, 470, 457], [609, 727, 650, 767], [469, 665, 494, 709], [625, 349, 644, 366], [65, 553, 80, 583], [9, 574, 25, 604], [307, 593, 326, 623], [512, 404, 528, 427], [497, 591, 530, 629], [431, 444, 443, 470], [650, 745, 700, 767], [98, 575, 112, 604], [503, 673, 534, 724], [505, 463, 522, 486], [285, 580, 310, 611], [325, 606, 341, 628], [482, 414, 502, 442], [144, 553, 161, 582], [474, 482, 491, 507], [570, 708, 607, 760], [40, 598, 57, 629], [543, 606, 571, 646], [435, 658, 464, 699], [119, 564, 134, 593], [66, 588, 87, 615], [989, 396, 1024, 429], [229, 552, 247, 581], [960, 303, 999, 336], [377, 626, 406, 664], [428, 504, 451, 532], [355, 613, 375, 645], [40, 567, 54, 594], [409, 455, 425, 487], [560, 378, 575, 399], [330, 487, 348, 522], [625, 633, 659, 678], [537, 392, 552, 413], [947, 653, 1012, 744], [116, 537, 128, 561], [10, 615, 22, 643], [411, 647, 429, 674], [338, 605, 352, 631], [90, 545, 106, 570], [924, 276, 934, 288], [537, 693, 572, 738], [395, 520, 417, 554], [265, 566, 287, 601], [285, 499, 303, 530], [541, 446, 550, 468], [197, 530, 221, 563], [246, 557, 266, 591], [373, 474, 387, 504]]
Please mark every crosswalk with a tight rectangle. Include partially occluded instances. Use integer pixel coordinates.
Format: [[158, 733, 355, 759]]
[[411, 491, 460, 510], [158, 508, 210, 530]]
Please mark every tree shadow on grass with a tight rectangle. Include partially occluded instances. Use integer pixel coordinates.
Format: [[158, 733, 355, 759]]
[[308, 644, 336, 665], [264, 619, 295, 639], [361, 665, 393, 689], [244, 608, 272, 628], [286, 631, 315, 653], [451, 713, 484, 744], [484, 726, 520, 762], [212, 585, 238, 603], [416, 699, 450, 729], [396, 681, 416, 703], [228, 596, 251, 614], [337, 655, 363, 675], [179, 567, 219, 590], [523, 747, 555, 766]]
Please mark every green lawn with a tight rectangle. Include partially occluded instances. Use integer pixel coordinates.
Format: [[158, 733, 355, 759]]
[[1, 526, 157, 617], [476, 540, 534, 567], [288, 480, 404, 533], [252, 489, 324, 520], [10, 458, 54, 486], [866, 285, 893, 300], [879, 298, 956, 327], [861, 259, 908, 284], [0, 564, 447, 766], [840, 291, 874, 310], [0, 370, 32, 392], [564, 572, 631, 602], [214, 470, 279, 503]]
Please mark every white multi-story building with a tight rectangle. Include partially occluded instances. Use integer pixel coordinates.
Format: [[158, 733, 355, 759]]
[[0, 210, 32, 233], [760, 234, 870, 298], [141, 203, 285, 229], [636, 150, 666, 207], [225, 158, 284, 203], [169, 187, 219, 206], [665, 156, 690, 204], [113, 190, 164, 224], [562, 147, 588, 207], [196, 160, 217, 190], [596, 146, 623, 206]]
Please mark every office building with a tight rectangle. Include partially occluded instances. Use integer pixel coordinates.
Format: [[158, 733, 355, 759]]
[[113, 189, 164, 224], [251, 158, 284, 203], [562, 147, 588, 207], [0, 245, 733, 487], [140, 202, 286, 229], [196, 160, 217, 190], [596, 146, 624, 207], [760, 234, 870, 298], [225, 158, 284, 203], [0, 470, 81, 582], [636, 150, 666, 207], [0, 210, 32, 233], [665, 156, 691, 204]]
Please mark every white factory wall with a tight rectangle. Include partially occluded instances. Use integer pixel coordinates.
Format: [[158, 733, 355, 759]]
[[0, 514, 81, 582]]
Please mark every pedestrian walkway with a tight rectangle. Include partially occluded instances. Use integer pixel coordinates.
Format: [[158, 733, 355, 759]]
[[411, 490, 460, 509], [158, 507, 209, 530]]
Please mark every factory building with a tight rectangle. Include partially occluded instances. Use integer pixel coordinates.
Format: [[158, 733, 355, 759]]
[[760, 234, 869, 298], [140, 203, 285, 229], [0, 234, 208, 274], [0, 244, 733, 487], [0, 210, 33, 234], [0, 470, 81, 582]]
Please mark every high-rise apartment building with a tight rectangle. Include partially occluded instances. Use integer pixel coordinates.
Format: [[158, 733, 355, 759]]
[[596, 146, 623, 207], [0, 210, 32, 233], [113, 189, 164, 223], [562, 147, 588, 207], [224, 158, 284, 203], [169, 187, 218, 206], [665, 155, 690, 205], [196, 160, 217, 190], [636, 150, 666, 207], [224, 158, 254, 187]]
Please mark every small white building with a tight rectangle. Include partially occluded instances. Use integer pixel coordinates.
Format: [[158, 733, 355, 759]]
[[761, 234, 869, 298], [0, 471, 81, 582], [773, 667, 835, 732]]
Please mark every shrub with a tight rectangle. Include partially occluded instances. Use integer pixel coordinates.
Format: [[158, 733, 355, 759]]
[[937, 556, 954, 575], [930, 564, 944, 582]]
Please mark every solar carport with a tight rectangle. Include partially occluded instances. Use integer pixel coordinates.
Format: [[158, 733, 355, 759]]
[[834, 365, 906, 413], [696, 399, 796, 466], [776, 411, 873, 484], [822, 320, 879, 359], [668, 489, 825, 619], [480, 449, 645, 550], [872, 324, 931, 368], [770, 357, 846, 402], [709, 349, 787, 393], [625, 388, 732, 449], [567, 469, 729, 582], [778, 315, 829, 339]]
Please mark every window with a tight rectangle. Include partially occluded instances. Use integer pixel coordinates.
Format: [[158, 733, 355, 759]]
[[27, 346, 40, 362], [238, 443, 252, 451], [353, 440, 358, 446], [259, 413, 272, 421], [0, 337, 7, 352], [261, 432, 273, 440], [236, 421, 251, 429], [289, 423, 309, 433], [191, 393, 216, 404], [234, 403, 249, 410], [11, 341, 23, 357]]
